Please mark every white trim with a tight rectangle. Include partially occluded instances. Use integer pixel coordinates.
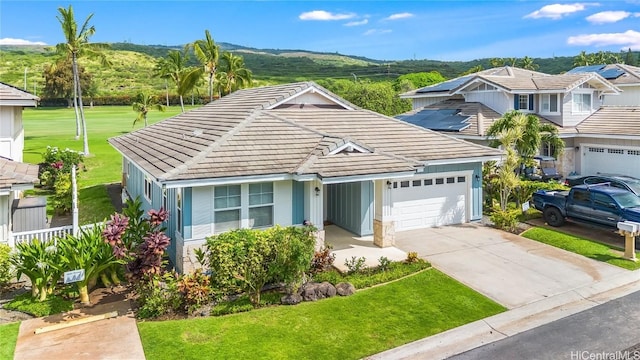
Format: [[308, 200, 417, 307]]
[[0, 190, 9, 196], [265, 85, 355, 110], [320, 171, 417, 185], [163, 173, 291, 189], [327, 142, 371, 155], [10, 184, 34, 191], [453, 78, 509, 95], [573, 134, 640, 141], [539, 93, 560, 115], [0, 100, 38, 107]]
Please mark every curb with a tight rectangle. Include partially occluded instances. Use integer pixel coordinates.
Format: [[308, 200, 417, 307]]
[[368, 270, 640, 360]]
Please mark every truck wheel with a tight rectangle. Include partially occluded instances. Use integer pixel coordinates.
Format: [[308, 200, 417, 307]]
[[543, 207, 565, 227]]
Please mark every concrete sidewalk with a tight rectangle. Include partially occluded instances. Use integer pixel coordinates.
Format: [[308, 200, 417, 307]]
[[13, 286, 145, 360]]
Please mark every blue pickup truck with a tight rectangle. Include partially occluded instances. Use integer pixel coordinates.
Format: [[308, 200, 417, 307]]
[[532, 185, 640, 227]]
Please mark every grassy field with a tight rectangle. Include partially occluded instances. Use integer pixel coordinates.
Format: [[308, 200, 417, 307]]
[[138, 269, 505, 360], [23, 105, 200, 223]]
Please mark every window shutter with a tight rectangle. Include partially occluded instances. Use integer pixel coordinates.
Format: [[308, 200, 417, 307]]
[[514, 94, 519, 109], [528, 94, 534, 110]]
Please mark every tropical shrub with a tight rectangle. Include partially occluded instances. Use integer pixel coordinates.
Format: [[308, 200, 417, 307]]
[[344, 256, 367, 274], [177, 269, 211, 314], [310, 245, 336, 274], [39, 146, 83, 189], [51, 173, 72, 214], [136, 272, 182, 319], [378, 256, 392, 272], [0, 244, 14, 288], [511, 180, 568, 210], [490, 206, 521, 233], [10, 239, 63, 301], [265, 225, 316, 294], [406, 251, 419, 264]]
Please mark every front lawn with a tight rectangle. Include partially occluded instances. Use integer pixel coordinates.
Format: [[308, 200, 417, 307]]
[[138, 269, 505, 360], [522, 227, 640, 270], [0, 322, 20, 360]]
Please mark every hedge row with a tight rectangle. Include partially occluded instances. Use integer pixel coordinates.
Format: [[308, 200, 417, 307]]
[[38, 94, 213, 107]]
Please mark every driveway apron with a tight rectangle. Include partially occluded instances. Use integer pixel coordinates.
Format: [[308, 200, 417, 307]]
[[395, 223, 627, 309]]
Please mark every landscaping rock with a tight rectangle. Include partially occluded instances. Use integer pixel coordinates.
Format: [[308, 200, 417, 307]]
[[280, 293, 302, 305], [189, 304, 213, 317], [336, 282, 356, 296], [300, 281, 337, 301]]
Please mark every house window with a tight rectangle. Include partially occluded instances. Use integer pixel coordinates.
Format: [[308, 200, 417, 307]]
[[400, 181, 410, 188], [541, 94, 559, 113], [435, 178, 444, 185], [541, 142, 556, 158], [176, 189, 182, 231], [518, 95, 529, 110], [446, 177, 455, 184], [457, 176, 466, 183], [144, 176, 152, 201], [249, 182, 273, 228], [424, 179, 433, 186], [572, 93, 592, 113], [412, 180, 421, 187], [214, 185, 241, 233]]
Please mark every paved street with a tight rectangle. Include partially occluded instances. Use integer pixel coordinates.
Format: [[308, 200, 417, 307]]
[[449, 290, 640, 360]]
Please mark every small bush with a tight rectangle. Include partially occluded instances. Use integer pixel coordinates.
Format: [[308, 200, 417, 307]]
[[344, 256, 367, 274], [4, 293, 73, 317], [310, 245, 335, 274], [39, 146, 83, 189], [178, 269, 212, 314], [136, 272, 183, 319], [378, 256, 391, 272], [490, 207, 521, 233], [51, 173, 72, 214], [406, 252, 419, 264], [0, 244, 13, 288]]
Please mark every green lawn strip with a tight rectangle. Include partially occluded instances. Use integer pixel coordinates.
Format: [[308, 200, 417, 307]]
[[4, 293, 74, 317], [313, 260, 431, 289], [0, 322, 20, 360], [138, 269, 505, 360], [521, 227, 640, 270]]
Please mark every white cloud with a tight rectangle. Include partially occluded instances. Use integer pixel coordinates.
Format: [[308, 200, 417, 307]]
[[345, 19, 368, 26], [0, 38, 47, 45], [524, 3, 597, 20], [384, 12, 414, 21], [363, 29, 392, 36], [299, 10, 355, 21], [567, 29, 640, 50], [586, 11, 631, 24]]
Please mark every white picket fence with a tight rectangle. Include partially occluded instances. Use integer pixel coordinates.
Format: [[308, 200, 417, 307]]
[[9, 222, 104, 247]]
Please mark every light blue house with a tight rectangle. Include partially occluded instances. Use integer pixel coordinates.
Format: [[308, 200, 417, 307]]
[[109, 82, 502, 273]]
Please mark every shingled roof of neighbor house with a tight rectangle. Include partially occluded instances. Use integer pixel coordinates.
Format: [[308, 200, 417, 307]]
[[0, 157, 39, 191], [567, 64, 640, 86], [109, 82, 502, 183], [0, 82, 40, 104], [577, 106, 640, 136]]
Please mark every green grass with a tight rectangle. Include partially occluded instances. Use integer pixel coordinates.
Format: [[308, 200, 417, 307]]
[[0, 322, 20, 360], [23, 106, 199, 223], [313, 260, 431, 289], [522, 227, 640, 270], [3, 293, 74, 317], [138, 269, 505, 360]]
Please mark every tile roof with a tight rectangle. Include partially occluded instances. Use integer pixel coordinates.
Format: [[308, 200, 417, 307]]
[[0, 157, 39, 190], [110, 82, 502, 183], [577, 106, 640, 136], [0, 82, 40, 103], [567, 64, 640, 86]]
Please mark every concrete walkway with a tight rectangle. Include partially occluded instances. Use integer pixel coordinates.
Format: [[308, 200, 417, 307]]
[[368, 222, 640, 359], [13, 286, 145, 360]]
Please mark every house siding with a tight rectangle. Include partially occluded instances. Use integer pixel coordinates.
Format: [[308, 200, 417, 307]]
[[411, 96, 460, 110], [326, 181, 374, 236], [603, 86, 640, 106], [419, 162, 483, 220], [561, 91, 602, 127], [465, 91, 510, 114]]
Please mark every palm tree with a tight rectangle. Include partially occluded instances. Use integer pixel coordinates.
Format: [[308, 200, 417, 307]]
[[487, 110, 564, 166], [193, 29, 220, 102], [154, 46, 201, 112], [490, 58, 506, 67], [573, 51, 590, 67], [519, 56, 539, 71], [56, 5, 109, 156], [216, 52, 253, 96], [132, 92, 165, 127]]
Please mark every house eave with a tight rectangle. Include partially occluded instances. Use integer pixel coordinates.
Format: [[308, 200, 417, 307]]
[[161, 173, 293, 189], [424, 155, 502, 166], [319, 170, 418, 185]]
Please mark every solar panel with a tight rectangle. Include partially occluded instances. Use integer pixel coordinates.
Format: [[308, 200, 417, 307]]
[[566, 65, 606, 74], [598, 68, 625, 79], [396, 109, 471, 132], [416, 75, 473, 94]]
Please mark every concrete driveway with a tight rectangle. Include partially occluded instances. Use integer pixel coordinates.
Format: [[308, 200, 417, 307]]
[[395, 223, 627, 309]]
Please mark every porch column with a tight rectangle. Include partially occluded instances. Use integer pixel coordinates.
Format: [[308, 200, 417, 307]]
[[373, 179, 395, 247], [305, 179, 325, 249]]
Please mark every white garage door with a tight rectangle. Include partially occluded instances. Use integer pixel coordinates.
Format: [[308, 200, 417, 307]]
[[392, 174, 468, 231], [582, 146, 640, 178]]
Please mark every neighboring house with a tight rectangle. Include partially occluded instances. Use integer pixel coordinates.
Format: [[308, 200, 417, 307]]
[[109, 82, 502, 273], [0, 82, 40, 244], [399, 65, 640, 178]]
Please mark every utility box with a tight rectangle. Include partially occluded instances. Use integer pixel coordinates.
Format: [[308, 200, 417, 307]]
[[12, 197, 48, 232]]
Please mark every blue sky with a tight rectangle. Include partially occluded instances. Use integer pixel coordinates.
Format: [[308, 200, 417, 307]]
[[1, 1, 639, 61]]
